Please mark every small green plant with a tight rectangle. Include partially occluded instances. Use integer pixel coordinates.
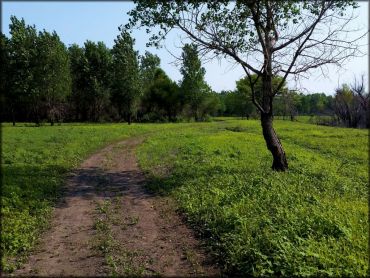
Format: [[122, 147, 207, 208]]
[[225, 126, 247, 132], [137, 119, 368, 276], [126, 216, 139, 226], [92, 197, 146, 276]]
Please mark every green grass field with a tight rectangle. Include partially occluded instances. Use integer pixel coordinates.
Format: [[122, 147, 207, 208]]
[[2, 119, 368, 276], [1, 122, 162, 271]]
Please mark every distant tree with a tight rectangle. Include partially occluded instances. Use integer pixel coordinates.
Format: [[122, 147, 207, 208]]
[[127, 0, 364, 171], [179, 43, 207, 121], [143, 68, 181, 121], [296, 93, 334, 115], [68, 44, 88, 121], [334, 79, 368, 128], [351, 75, 369, 128], [35, 30, 71, 125], [234, 82, 256, 120], [222, 90, 243, 117], [138, 51, 161, 120], [236, 74, 287, 119], [274, 90, 301, 120], [111, 29, 140, 124], [216, 91, 228, 116], [235, 77, 258, 119], [7, 17, 72, 125], [309, 94, 327, 114], [0, 33, 10, 123], [198, 86, 223, 119], [139, 51, 161, 90], [7, 16, 38, 124], [83, 40, 112, 122]]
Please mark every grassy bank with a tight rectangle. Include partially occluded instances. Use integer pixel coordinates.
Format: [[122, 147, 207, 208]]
[[137, 119, 368, 276]]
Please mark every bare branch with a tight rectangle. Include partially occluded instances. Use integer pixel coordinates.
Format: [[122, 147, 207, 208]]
[[272, 1, 334, 52], [241, 63, 265, 113]]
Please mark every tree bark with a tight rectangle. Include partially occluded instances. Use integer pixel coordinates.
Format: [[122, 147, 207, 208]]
[[260, 71, 288, 171], [11, 105, 15, 126], [33, 104, 40, 126], [261, 112, 288, 171]]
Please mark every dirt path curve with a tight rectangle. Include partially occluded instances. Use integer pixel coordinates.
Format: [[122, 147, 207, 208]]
[[15, 137, 220, 277]]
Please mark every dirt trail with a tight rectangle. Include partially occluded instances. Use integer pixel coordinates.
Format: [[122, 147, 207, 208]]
[[15, 137, 220, 277]]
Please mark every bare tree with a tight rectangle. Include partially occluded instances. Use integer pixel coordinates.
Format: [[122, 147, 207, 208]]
[[126, 0, 366, 171], [351, 74, 369, 120], [334, 75, 368, 128]]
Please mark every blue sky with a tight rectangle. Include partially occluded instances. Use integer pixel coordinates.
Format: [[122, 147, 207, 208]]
[[2, 1, 368, 94]]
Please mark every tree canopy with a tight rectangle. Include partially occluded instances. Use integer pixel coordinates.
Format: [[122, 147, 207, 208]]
[[112, 29, 141, 124]]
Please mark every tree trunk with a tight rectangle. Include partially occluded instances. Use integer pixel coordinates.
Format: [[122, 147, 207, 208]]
[[261, 113, 288, 171], [34, 111, 40, 126], [128, 113, 131, 125], [35, 117, 40, 126], [11, 107, 15, 126]]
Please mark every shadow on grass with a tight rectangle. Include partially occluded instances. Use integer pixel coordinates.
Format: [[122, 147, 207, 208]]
[[3, 164, 69, 207]]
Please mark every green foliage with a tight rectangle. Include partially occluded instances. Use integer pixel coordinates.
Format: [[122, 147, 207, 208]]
[[3, 17, 220, 124], [221, 90, 254, 118], [220, 75, 290, 119], [0, 33, 10, 119], [127, 1, 358, 53], [5, 17, 72, 125], [68, 44, 87, 121], [137, 119, 368, 276], [139, 50, 161, 91], [35, 30, 71, 124], [298, 93, 333, 115], [180, 43, 209, 121], [236, 74, 287, 105], [142, 69, 181, 122], [200, 89, 224, 118], [83, 40, 113, 122], [111, 29, 141, 123], [7, 16, 38, 122]]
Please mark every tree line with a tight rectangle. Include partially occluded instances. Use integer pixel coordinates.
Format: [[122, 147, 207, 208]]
[[0, 16, 223, 125], [1, 16, 367, 129], [220, 77, 368, 129], [221, 78, 334, 119]]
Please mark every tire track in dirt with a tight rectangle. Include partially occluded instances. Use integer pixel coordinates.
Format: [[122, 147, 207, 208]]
[[14, 137, 220, 277]]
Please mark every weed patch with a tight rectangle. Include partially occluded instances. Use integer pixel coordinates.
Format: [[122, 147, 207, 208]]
[[137, 119, 368, 276], [3, 119, 368, 275], [92, 198, 148, 276]]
